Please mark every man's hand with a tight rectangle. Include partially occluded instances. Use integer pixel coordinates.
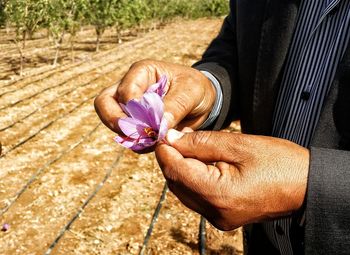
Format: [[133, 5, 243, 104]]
[[155, 129, 309, 230], [94, 59, 215, 134]]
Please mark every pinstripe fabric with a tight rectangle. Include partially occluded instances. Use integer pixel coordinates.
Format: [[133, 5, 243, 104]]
[[263, 0, 350, 254]]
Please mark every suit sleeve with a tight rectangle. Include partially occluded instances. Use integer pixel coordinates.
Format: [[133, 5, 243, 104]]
[[303, 45, 350, 253], [192, 0, 239, 130], [305, 147, 350, 254]]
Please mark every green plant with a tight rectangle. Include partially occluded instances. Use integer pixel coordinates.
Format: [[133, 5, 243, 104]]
[[5, 0, 48, 75], [3, 0, 230, 74], [201, 0, 229, 17], [84, 0, 120, 51], [46, 0, 87, 64], [0, 0, 7, 27]]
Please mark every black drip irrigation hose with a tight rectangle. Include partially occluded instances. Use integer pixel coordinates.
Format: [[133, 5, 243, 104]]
[[0, 69, 113, 132], [139, 182, 168, 255], [44, 150, 124, 255], [0, 123, 101, 216], [0, 30, 156, 91], [0, 58, 112, 110], [199, 216, 206, 255], [0, 93, 96, 159]]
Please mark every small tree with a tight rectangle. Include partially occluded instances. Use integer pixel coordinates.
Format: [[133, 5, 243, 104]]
[[0, 0, 7, 28], [46, 0, 66, 66], [5, 0, 48, 75], [66, 0, 86, 62], [47, 0, 86, 65], [85, 0, 119, 52]]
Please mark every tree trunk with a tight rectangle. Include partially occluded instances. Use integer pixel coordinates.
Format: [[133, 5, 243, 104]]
[[53, 46, 60, 67], [53, 31, 65, 66], [96, 32, 101, 52], [116, 28, 122, 44], [14, 39, 24, 76], [6, 24, 10, 35], [27, 29, 34, 40], [19, 48, 23, 76], [22, 30, 26, 49], [70, 35, 75, 62], [95, 27, 104, 52]]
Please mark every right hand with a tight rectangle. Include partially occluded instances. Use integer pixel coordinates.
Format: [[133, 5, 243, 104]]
[[94, 59, 216, 135]]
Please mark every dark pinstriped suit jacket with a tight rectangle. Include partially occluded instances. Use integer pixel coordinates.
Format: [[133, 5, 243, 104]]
[[193, 0, 350, 254]]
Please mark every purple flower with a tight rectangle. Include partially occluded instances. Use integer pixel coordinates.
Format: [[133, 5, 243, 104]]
[[146, 75, 167, 98], [1, 223, 9, 232], [115, 76, 168, 151]]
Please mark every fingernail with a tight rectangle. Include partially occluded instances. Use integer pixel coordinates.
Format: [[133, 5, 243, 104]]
[[166, 129, 184, 144], [181, 127, 194, 133]]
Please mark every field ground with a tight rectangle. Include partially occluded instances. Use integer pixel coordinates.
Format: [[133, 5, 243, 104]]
[[0, 18, 243, 254]]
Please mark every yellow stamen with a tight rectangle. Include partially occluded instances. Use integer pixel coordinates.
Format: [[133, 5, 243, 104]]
[[144, 127, 157, 138]]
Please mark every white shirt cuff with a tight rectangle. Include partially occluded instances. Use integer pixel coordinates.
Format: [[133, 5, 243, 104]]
[[199, 71, 223, 129]]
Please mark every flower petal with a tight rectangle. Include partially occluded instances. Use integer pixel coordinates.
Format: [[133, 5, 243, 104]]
[[114, 135, 136, 149], [141, 92, 164, 129], [123, 99, 150, 124], [130, 139, 156, 151], [115, 77, 168, 151], [1, 223, 9, 232], [157, 118, 168, 141], [147, 75, 167, 97], [119, 103, 130, 116], [118, 117, 147, 138]]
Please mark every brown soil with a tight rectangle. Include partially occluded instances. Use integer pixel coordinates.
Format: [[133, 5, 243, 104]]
[[0, 18, 243, 255]]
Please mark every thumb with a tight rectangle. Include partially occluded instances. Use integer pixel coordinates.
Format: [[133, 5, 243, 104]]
[[116, 61, 158, 104], [163, 72, 215, 130], [165, 129, 242, 163], [163, 88, 199, 129]]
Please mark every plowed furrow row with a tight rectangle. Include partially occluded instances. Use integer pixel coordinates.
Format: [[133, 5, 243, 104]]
[[0, 94, 96, 158], [0, 18, 242, 255], [44, 151, 124, 255], [0, 101, 101, 211], [0, 125, 124, 254], [0, 64, 118, 131], [49, 150, 165, 255], [0, 31, 162, 108], [0, 28, 151, 91], [0, 123, 101, 216]]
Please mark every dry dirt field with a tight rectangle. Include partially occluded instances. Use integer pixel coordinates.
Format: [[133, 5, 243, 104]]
[[0, 18, 243, 255]]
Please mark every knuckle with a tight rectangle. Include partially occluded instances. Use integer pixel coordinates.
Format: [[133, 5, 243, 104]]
[[116, 86, 126, 103], [93, 94, 101, 110], [116, 84, 137, 102], [162, 166, 178, 183], [129, 60, 143, 70], [130, 59, 153, 70], [93, 93, 105, 113], [190, 131, 212, 148]]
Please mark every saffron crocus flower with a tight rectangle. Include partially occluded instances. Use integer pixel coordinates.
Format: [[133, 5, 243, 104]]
[[115, 76, 168, 151], [1, 223, 9, 232]]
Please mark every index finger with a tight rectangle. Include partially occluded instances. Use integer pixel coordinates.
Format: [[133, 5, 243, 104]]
[[155, 142, 211, 186], [94, 83, 126, 133]]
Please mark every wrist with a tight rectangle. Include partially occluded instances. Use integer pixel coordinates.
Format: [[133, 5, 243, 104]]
[[292, 147, 310, 212]]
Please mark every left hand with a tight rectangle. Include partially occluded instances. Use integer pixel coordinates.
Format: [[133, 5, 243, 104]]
[[155, 129, 309, 230]]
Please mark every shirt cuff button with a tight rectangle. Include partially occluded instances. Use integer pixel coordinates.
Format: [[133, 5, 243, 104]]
[[276, 225, 285, 235], [301, 91, 310, 100]]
